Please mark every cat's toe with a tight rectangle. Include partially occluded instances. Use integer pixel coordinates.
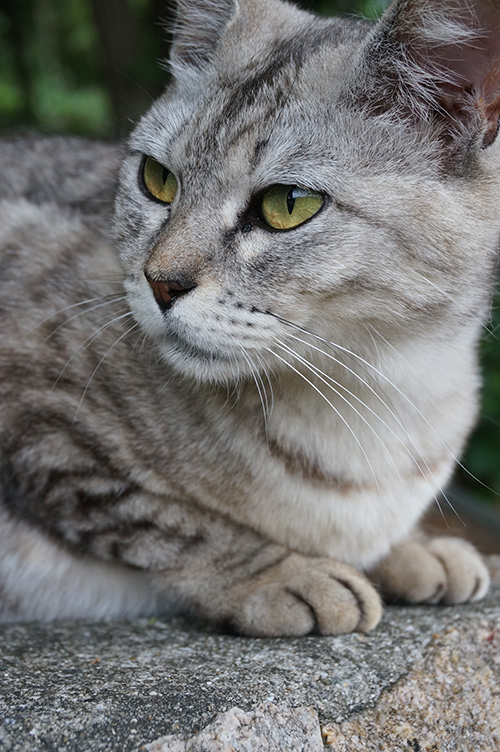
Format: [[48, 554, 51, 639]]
[[370, 537, 490, 606], [369, 540, 447, 604], [427, 537, 490, 604], [228, 554, 382, 637]]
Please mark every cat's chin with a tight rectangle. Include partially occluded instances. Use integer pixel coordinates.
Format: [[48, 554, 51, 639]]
[[155, 334, 257, 386]]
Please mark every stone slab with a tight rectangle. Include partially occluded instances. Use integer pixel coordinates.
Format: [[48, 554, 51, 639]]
[[0, 557, 499, 752]]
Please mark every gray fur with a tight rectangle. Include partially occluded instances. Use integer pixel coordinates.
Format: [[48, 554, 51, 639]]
[[0, 0, 498, 635]]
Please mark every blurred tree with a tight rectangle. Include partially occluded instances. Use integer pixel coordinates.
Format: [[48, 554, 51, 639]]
[[0, 0, 169, 134], [0, 0, 389, 136]]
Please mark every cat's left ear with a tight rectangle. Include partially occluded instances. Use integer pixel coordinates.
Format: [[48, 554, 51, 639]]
[[169, 0, 239, 71], [361, 0, 500, 156]]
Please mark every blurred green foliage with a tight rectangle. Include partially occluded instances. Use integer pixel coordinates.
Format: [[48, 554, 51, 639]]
[[458, 305, 500, 507], [0, 0, 169, 135], [0, 0, 499, 508], [0, 0, 388, 135]]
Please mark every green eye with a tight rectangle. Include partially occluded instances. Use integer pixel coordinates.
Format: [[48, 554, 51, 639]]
[[261, 184, 323, 230], [142, 156, 178, 204]]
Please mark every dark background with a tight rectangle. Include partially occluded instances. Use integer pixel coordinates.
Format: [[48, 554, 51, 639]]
[[1, 0, 499, 546], [0, 0, 389, 136]]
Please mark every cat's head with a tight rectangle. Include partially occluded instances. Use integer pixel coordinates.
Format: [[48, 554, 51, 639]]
[[114, 0, 500, 385]]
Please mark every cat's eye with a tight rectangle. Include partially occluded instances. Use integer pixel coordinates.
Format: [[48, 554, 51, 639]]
[[142, 156, 178, 204], [260, 184, 324, 230]]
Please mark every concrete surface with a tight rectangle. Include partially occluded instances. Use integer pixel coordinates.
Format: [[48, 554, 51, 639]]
[[1, 557, 499, 752]]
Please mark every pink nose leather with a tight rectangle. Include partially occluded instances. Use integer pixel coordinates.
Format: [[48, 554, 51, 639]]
[[145, 274, 195, 311]]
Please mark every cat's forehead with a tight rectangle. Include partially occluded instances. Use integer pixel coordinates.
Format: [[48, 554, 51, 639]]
[[131, 27, 363, 189]]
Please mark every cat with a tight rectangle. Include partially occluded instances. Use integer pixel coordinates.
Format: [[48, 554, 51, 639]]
[[0, 0, 499, 636]]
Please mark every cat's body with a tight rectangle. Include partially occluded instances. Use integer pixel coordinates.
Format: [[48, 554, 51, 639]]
[[0, 0, 499, 635]]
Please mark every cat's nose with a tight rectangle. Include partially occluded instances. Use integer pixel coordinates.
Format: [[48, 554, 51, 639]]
[[144, 272, 196, 312]]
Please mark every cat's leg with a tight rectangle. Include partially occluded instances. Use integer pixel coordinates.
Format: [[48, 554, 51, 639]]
[[0, 498, 382, 633], [0, 508, 166, 622], [92, 499, 383, 637], [368, 536, 490, 605]]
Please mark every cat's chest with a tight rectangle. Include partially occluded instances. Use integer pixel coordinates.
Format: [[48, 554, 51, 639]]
[[198, 389, 454, 568], [247, 429, 450, 568], [131, 362, 463, 569]]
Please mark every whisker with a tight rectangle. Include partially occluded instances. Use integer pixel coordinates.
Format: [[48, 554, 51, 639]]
[[274, 338, 452, 522], [226, 353, 248, 409], [44, 296, 128, 342], [253, 349, 275, 419], [269, 315, 461, 521], [73, 321, 140, 423], [267, 347, 381, 495], [249, 350, 273, 420], [52, 311, 134, 391], [274, 338, 408, 490], [238, 346, 271, 438], [280, 333, 448, 507], [221, 375, 241, 411], [364, 323, 419, 503], [285, 330, 406, 433], [365, 322, 495, 502], [25, 292, 126, 339], [270, 314, 487, 495]]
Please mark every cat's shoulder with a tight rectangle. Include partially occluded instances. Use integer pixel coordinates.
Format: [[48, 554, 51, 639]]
[[0, 135, 124, 290], [0, 134, 123, 223]]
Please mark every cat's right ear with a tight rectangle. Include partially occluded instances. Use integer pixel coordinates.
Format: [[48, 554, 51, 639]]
[[169, 0, 240, 72]]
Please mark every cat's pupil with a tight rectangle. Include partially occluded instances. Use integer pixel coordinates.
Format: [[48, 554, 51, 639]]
[[286, 187, 296, 215], [162, 166, 169, 185]]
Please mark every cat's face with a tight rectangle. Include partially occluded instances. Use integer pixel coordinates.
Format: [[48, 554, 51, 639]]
[[113, 0, 500, 384]]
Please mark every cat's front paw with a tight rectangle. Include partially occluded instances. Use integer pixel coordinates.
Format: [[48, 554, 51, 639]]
[[226, 553, 382, 637], [369, 537, 490, 605]]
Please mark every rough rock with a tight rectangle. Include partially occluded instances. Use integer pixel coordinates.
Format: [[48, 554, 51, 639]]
[[322, 613, 500, 752], [0, 557, 499, 752], [141, 705, 324, 751]]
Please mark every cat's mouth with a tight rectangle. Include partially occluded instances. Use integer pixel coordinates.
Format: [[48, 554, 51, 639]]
[[157, 328, 249, 383], [127, 279, 281, 382], [166, 330, 234, 364]]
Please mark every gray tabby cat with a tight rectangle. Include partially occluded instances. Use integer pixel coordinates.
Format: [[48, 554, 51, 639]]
[[0, 0, 499, 635]]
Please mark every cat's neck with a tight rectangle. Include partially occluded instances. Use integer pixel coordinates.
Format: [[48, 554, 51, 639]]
[[219, 321, 479, 486]]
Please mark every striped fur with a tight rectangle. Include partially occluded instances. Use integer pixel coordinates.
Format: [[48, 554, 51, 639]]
[[0, 0, 498, 635]]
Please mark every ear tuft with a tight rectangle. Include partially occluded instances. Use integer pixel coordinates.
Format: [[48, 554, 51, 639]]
[[362, 0, 500, 159], [170, 0, 239, 72]]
